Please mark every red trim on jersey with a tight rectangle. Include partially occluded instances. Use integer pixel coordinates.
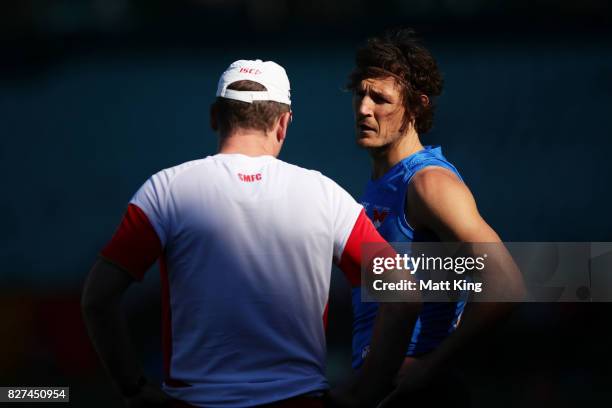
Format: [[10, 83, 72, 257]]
[[160, 256, 190, 388], [337, 209, 387, 287], [160, 254, 180, 386], [322, 301, 329, 330], [100, 204, 162, 281]]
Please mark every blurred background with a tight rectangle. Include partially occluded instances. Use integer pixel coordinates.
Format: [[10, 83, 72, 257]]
[[1, 0, 611, 406]]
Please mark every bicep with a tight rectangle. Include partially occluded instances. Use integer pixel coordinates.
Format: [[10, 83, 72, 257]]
[[434, 189, 500, 242]]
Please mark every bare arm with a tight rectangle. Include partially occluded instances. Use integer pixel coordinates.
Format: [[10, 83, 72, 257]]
[[329, 288, 422, 408], [353, 300, 422, 402], [82, 257, 173, 406], [410, 167, 524, 354], [81, 258, 145, 394], [328, 211, 422, 407], [380, 167, 525, 402]]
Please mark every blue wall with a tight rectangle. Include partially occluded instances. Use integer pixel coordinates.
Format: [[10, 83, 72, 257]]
[[1, 40, 611, 287]]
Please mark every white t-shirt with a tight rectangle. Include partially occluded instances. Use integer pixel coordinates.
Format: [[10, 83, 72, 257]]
[[101, 153, 384, 407]]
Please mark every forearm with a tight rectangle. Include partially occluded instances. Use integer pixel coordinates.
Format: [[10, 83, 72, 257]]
[[82, 301, 143, 392], [353, 301, 421, 402], [81, 258, 144, 394], [428, 243, 525, 367], [426, 302, 512, 368]]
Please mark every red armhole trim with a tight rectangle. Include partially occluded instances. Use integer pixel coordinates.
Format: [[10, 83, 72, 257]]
[[337, 209, 386, 287], [322, 301, 329, 330], [100, 204, 162, 280]]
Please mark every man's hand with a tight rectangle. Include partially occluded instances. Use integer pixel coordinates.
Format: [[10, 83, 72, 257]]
[[325, 386, 361, 408], [376, 356, 437, 408], [328, 354, 439, 408], [326, 376, 387, 408], [125, 382, 175, 408], [82, 258, 151, 404]]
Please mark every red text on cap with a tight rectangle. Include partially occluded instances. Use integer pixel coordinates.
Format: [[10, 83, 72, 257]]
[[239, 67, 262, 75]]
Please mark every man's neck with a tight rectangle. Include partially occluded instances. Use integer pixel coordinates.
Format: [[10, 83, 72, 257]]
[[218, 130, 277, 157], [369, 131, 424, 179]]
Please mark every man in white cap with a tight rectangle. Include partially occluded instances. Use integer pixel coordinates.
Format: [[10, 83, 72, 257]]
[[82, 59, 420, 408]]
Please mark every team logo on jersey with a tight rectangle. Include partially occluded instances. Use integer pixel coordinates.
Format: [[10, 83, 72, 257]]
[[361, 202, 390, 229], [361, 345, 371, 360], [238, 173, 262, 182], [371, 207, 390, 229]]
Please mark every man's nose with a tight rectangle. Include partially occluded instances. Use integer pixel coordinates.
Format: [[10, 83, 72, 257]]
[[356, 96, 373, 117]]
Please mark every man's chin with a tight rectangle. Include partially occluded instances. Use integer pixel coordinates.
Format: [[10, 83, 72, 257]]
[[356, 137, 379, 149]]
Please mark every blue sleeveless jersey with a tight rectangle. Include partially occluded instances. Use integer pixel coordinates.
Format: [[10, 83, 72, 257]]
[[352, 146, 466, 369]]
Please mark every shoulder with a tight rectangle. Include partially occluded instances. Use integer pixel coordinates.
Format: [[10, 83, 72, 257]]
[[406, 165, 477, 233], [276, 160, 359, 208], [274, 158, 323, 177], [149, 157, 211, 186], [134, 158, 210, 201], [409, 166, 469, 205], [159, 157, 211, 179], [274, 159, 338, 189], [406, 166, 501, 241]]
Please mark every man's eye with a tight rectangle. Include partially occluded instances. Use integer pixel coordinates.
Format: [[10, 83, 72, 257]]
[[372, 95, 389, 104]]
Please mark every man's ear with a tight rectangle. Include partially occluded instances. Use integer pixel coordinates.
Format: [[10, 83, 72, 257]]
[[276, 111, 291, 143], [210, 104, 218, 131], [420, 94, 430, 107]]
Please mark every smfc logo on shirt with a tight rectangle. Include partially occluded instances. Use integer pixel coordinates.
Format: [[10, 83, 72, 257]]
[[238, 173, 262, 182]]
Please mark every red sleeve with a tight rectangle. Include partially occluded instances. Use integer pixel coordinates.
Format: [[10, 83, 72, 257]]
[[337, 209, 388, 287], [100, 203, 163, 281]]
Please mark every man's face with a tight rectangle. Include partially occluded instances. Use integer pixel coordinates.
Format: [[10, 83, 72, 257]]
[[352, 76, 407, 149]]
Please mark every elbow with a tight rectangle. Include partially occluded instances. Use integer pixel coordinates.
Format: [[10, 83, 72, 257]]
[[380, 283, 423, 318], [81, 282, 115, 318], [81, 291, 119, 324], [81, 258, 131, 316], [510, 280, 527, 303], [506, 269, 527, 302], [81, 289, 103, 318], [378, 297, 423, 322]]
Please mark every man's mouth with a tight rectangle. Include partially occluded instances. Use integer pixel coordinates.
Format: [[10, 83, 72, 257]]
[[358, 123, 376, 133]]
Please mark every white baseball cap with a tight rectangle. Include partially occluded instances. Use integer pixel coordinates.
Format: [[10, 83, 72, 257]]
[[216, 59, 291, 106]]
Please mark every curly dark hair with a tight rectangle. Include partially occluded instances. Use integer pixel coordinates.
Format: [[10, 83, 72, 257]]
[[347, 28, 443, 134]]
